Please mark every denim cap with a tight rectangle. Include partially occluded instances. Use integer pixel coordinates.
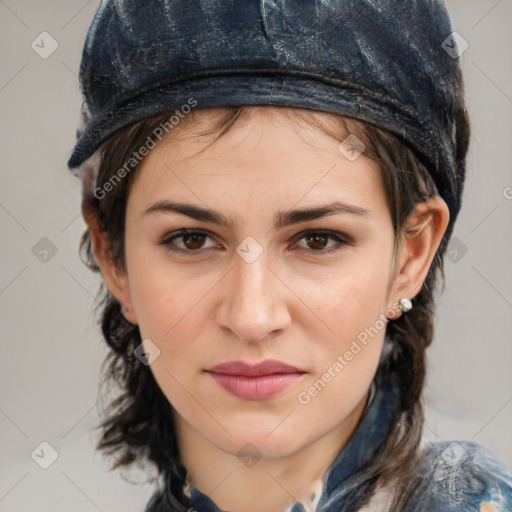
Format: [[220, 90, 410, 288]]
[[68, 0, 469, 248]]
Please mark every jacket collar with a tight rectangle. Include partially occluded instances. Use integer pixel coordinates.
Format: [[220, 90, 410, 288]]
[[317, 372, 400, 510]]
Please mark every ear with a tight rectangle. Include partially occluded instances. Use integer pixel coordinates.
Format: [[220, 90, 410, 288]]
[[82, 203, 138, 325], [386, 196, 450, 318]]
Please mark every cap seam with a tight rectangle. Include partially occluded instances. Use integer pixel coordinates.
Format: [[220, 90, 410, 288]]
[[84, 67, 419, 121]]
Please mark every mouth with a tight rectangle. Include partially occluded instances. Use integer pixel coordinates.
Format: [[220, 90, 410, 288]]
[[204, 359, 306, 400]]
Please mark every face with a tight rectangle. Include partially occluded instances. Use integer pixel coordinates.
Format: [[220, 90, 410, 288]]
[[121, 107, 400, 459]]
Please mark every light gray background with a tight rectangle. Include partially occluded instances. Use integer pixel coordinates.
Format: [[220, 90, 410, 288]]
[[1, 1, 511, 510]]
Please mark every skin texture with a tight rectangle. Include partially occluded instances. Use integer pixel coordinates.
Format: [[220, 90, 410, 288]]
[[85, 107, 449, 512]]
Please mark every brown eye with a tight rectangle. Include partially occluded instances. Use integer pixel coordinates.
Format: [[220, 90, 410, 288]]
[[295, 230, 351, 255], [182, 232, 207, 250], [160, 229, 218, 253], [305, 233, 329, 251]]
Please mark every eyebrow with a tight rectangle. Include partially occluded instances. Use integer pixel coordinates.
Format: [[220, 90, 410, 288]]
[[143, 200, 370, 229]]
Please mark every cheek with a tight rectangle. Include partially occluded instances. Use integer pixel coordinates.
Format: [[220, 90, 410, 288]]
[[294, 253, 392, 392], [125, 247, 224, 376], [303, 253, 392, 342], [129, 264, 205, 345]]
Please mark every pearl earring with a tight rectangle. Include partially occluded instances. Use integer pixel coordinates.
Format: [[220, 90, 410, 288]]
[[399, 298, 413, 313]]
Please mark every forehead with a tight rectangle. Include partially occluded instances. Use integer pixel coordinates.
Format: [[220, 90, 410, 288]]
[[128, 107, 386, 218]]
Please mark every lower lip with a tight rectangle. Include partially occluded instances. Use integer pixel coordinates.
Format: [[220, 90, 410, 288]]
[[207, 372, 304, 400]]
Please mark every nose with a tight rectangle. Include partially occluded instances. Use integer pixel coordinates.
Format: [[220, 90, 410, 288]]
[[215, 249, 292, 343]]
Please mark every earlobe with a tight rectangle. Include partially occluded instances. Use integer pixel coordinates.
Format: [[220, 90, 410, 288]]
[[387, 197, 450, 315], [81, 204, 138, 325]]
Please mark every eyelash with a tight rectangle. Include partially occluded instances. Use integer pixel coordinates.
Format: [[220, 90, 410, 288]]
[[159, 228, 353, 256]]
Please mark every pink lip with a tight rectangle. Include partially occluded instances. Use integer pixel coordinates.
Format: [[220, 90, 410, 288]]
[[205, 359, 306, 400]]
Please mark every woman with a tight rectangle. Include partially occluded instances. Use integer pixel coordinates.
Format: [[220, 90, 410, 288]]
[[68, 0, 512, 511]]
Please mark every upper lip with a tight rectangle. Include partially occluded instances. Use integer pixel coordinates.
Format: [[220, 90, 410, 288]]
[[205, 359, 305, 377]]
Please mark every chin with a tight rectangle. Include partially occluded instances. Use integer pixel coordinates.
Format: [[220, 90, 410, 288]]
[[219, 434, 304, 461], [206, 418, 317, 461]]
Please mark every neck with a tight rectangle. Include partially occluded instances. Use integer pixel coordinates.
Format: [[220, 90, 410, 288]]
[[174, 390, 370, 512]]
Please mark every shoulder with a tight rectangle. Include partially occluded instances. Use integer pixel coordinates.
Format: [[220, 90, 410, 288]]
[[404, 440, 512, 512]]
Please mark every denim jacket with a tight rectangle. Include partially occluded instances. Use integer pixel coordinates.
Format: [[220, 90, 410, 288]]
[[145, 373, 512, 512]]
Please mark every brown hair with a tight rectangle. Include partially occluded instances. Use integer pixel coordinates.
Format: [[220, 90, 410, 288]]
[[78, 106, 468, 510]]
